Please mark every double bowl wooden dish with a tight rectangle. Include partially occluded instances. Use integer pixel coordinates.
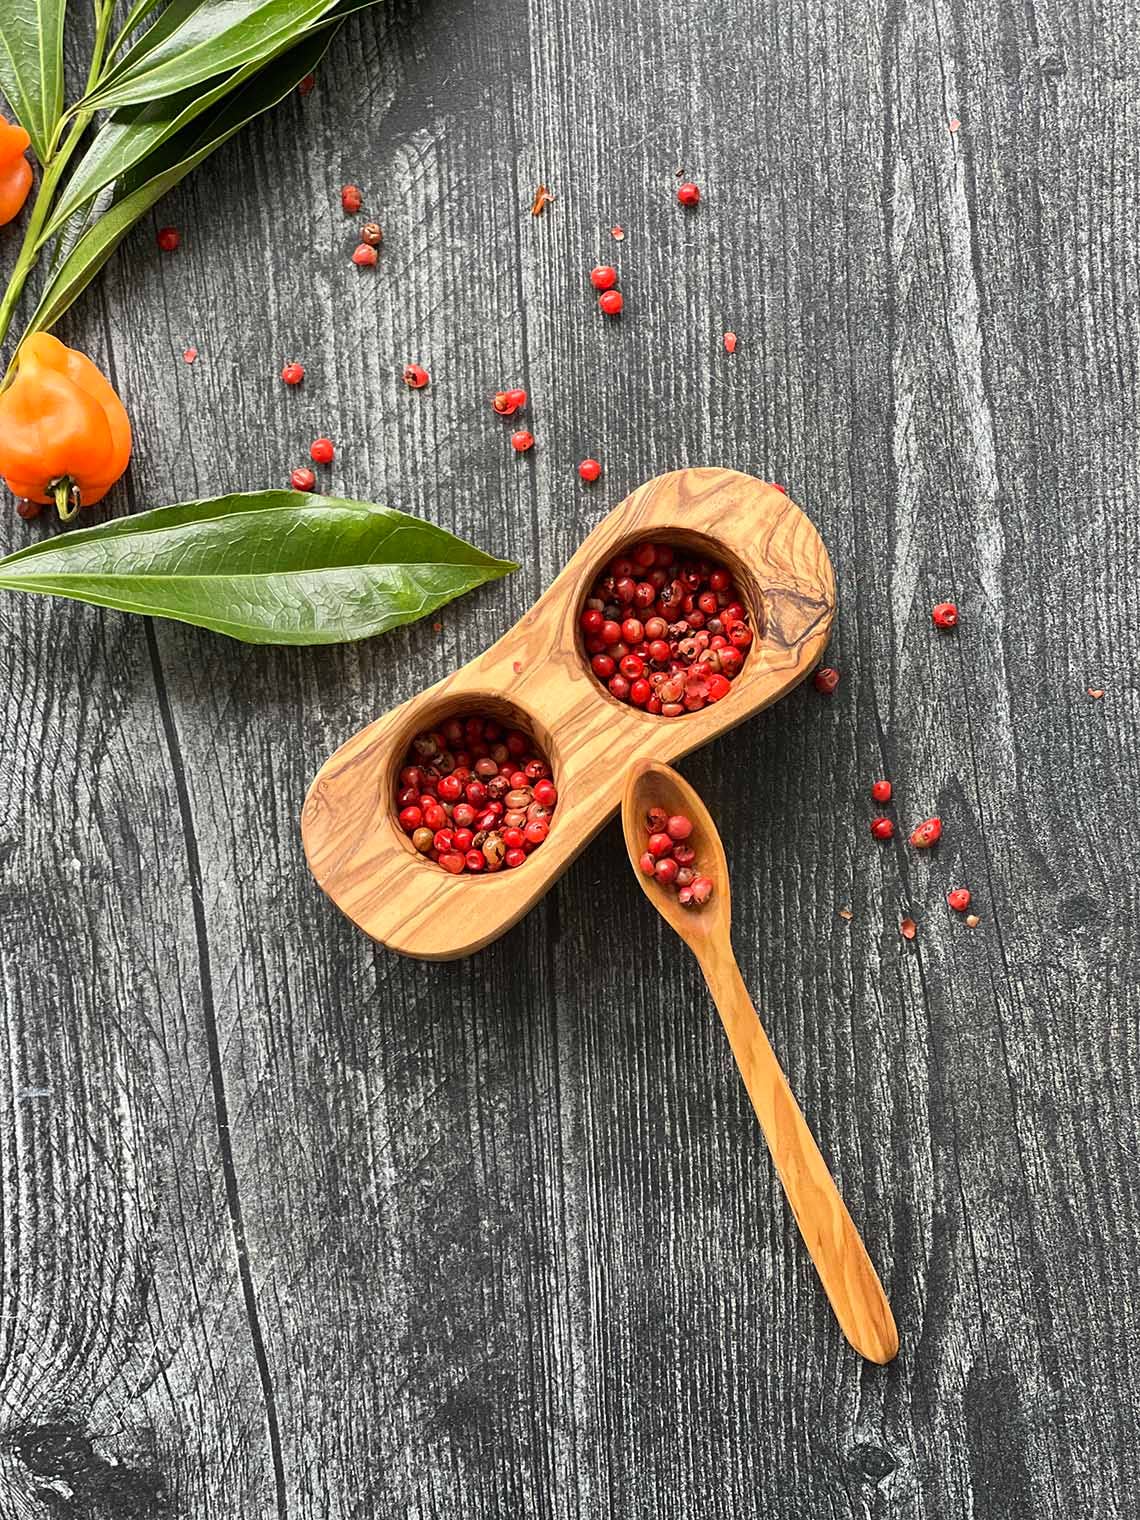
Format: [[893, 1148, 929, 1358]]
[[302, 467, 835, 959]]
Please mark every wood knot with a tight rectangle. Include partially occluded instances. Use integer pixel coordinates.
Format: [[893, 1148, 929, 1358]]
[[847, 1441, 898, 1481], [12, 1420, 169, 1517]]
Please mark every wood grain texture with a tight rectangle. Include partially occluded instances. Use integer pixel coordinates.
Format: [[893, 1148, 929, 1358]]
[[303, 468, 833, 957], [2, 0, 1138, 1514]]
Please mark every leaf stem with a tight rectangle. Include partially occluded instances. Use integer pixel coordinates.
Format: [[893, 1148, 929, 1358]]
[[0, 0, 116, 356]]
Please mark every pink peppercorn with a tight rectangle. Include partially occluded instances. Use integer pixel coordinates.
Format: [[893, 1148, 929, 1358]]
[[352, 243, 378, 266], [310, 437, 334, 464], [932, 601, 959, 629], [909, 817, 942, 849], [341, 184, 362, 213], [598, 290, 624, 316], [290, 466, 316, 491], [870, 817, 895, 840], [579, 458, 602, 481], [402, 363, 430, 388], [590, 265, 617, 289], [281, 362, 305, 385], [948, 888, 971, 911], [871, 779, 892, 803], [511, 430, 534, 452], [814, 666, 840, 695], [677, 182, 701, 206], [157, 226, 180, 252]]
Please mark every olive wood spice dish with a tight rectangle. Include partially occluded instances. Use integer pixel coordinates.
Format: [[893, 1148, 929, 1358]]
[[302, 467, 835, 959], [622, 759, 899, 1365]]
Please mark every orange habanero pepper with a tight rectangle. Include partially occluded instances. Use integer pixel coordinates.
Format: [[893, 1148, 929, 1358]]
[[0, 334, 132, 520], [0, 116, 33, 225]]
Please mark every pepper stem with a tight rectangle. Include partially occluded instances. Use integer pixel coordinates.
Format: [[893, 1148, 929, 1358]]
[[52, 478, 81, 522]]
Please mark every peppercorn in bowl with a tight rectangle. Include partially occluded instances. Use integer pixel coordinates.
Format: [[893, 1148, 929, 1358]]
[[579, 537, 755, 715]]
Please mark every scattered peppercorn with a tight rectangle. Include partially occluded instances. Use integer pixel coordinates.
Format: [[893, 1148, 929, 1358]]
[[360, 222, 383, 246], [290, 466, 316, 491], [591, 265, 617, 290], [281, 362, 305, 386], [402, 363, 430, 389], [309, 437, 334, 464], [871, 779, 892, 802], [598, 290, 624, 316], [870, 817, 895, 840], [531, 184, 553, 215], [157, 226, 180, 252], [297, 73, 316, 96], [492, 391, 516, 415], [15, 498, 41, 520], [909, 817, 942, 848], [900, 917, 917, 940], [395, 715, 555, 873], [511, 430, 534, 452], [581, 543, 751, 715], [932, 601, 959, 629], [947, 888, 971, 911], [352, 243, 377, 267], [814, 666, 840, 695], [677, 181, 701, 206], [723, 332, 737, 353], [965, 913, 980, 928], [341, 184, 362, 213], [578, 458, 602, 482], [506, 387, 527, 409]]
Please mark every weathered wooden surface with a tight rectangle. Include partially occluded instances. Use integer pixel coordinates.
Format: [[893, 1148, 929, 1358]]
[[1, 0, 1137, 1514]]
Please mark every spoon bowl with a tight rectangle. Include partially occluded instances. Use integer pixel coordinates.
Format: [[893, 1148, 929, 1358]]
[[621, 759, 899, 1365], [621, 760, 733, 948]]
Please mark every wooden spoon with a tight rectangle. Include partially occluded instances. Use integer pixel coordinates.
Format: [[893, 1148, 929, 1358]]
[[621, 760, 899, 1365]]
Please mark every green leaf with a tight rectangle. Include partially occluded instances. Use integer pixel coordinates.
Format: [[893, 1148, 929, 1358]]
[[46, 0, 384, 232], [0, 493, 518, 644], [0, 0, 66, 161], [84, 0, 341, 110], [21, 30, 332, 342], [109, 0, 170, 51], [48, 59, 272, 232]]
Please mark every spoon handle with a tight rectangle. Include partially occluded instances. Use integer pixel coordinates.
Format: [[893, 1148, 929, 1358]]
[[700, 954, 898, 1364]]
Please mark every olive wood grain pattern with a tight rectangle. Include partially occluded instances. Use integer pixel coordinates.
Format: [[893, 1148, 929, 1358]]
[[621, 760, 898, 1365], [302, 467, 835, 958]]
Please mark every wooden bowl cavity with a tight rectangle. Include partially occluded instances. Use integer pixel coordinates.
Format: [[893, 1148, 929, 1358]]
[[571, 524, 769, 724], [385, 692, 560, 876]]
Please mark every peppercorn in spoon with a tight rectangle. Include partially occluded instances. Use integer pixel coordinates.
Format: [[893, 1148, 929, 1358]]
[[621, 759, 899, 1365]]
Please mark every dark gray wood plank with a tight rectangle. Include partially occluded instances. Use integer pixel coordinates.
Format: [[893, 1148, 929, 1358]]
[[2, 0, 1138, 1514]]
